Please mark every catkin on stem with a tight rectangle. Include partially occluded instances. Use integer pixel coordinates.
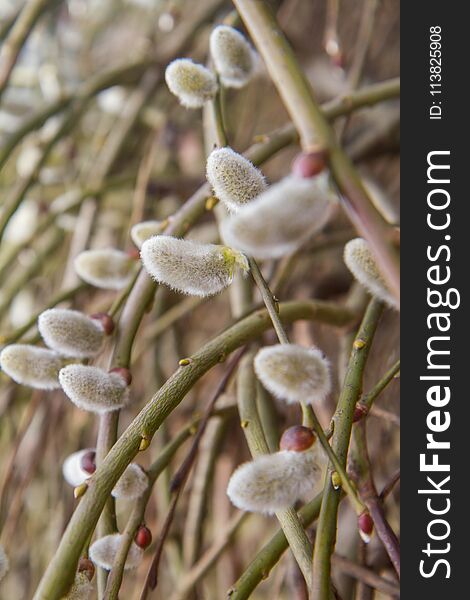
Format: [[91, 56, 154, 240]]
[[140, 235, 249, 297], [0, 344, 63, 390], [221, 175, 334, 258], [254, 344, 331, 405]]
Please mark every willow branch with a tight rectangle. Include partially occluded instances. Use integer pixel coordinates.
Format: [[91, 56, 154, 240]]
[[0, 0, 54, 100]]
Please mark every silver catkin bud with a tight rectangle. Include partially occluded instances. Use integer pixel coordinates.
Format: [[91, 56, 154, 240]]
[[0, 344, 63, 390], [210, 25, 256, 89], [165, 59, 218, 108], [74, 248, 134, 290], [221, 174, 334, 258], [254, 344, 331, 405], [111, 463, 148, 499], [89, 534, 143, 571], [206, 147, 267, 213], [59, 365, 129, 413], [140, 235, 249, 297], [130, 220, 164, 249], [344, 238, 397, 308], [38, 308, 105, 358], [227, 449, 321, 514], [62, 449, 95, 487]]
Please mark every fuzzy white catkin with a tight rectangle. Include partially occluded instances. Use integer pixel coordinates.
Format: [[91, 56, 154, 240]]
[[89, 534, 143, 571], [165, 59, 218, 108], [344, 238, 397, 308], [254, 344, 331, 405], [0, 545, 9, 582], [206, 147, 267, 212], [221, 175, 334, 258], [62, 449, 95, 487], [112, 463, 148, 499], [210, 25, 256, 88], [64, 572, 94, 600], [74, 249, 134, 290], [38, 309, 105, 358], [141, 235, 249, 297], [227, 450, 321, 514], [0, 344, 63, 390], [59, 365, 128, 413], [130, 220, 163, 249]]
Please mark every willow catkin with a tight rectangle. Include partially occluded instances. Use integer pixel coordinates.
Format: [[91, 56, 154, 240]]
[[254, 344, 331, 405], [0, 344, 63, 390], [221, 174, 334, 258], [38, 309, 105, 358], [210, 25, 256, 88], [227, 449, 321, 514], [59, 365, 129, 413], [344, 237, 398, 308], [62, 449, 96, 487], [130, 220, 163, 249], [165, 59, 218, 108], [89, 535, 143, 571], [206, 147, 267, 212], [140, 235, 249, 297], [111, 463, 148, 500], [74, 248, 134, 290]]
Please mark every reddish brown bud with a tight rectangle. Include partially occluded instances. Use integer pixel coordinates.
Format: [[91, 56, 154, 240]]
[[135, 525, 152, 549], [109, 367, 132, 386], [358, 511, 374, 543], [280, 426, 316, 452], [78, 557, 95, 581], [353, 403, 369, 423], [127, 247, 141, 260], [90, 312, 115, 335], [80, 450, 96, 475], [291, 151, 327, 178]]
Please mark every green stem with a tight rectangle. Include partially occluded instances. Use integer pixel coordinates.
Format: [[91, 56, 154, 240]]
[[359, 359, 400, 412], [227, 493, 325, 599], [248, 257, 288, 344], [311, 299, 384, 600], [232, 0, 400, 306], [0, 0, 54, 100]]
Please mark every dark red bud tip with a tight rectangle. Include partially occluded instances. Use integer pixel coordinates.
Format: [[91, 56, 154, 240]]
[[78, 557, 95, 581], [109, 367, 132, 386], [353, 403, 368, 423], [80, 450, 96, 475], [331, 52, 344, 69], [135, 525, 152, 549], [90, 312, 115, 335], [291, 150, 327, 178], [127, 247, 141, 260], [358, 512, 374, 536], [280, 425, 316, 452]]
